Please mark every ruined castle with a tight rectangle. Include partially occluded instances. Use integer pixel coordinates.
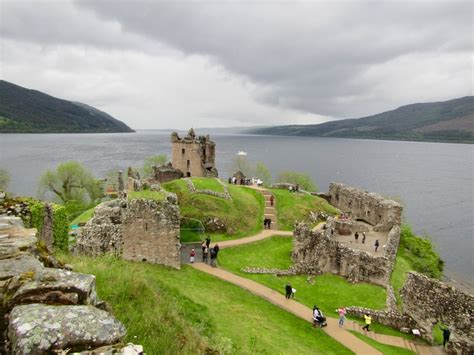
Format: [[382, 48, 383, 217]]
[[170, 128, 218, 178], [292, 183, 402, 286]]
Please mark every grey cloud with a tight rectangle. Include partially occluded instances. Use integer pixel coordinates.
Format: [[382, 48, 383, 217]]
[[76, 0, 473, 118]]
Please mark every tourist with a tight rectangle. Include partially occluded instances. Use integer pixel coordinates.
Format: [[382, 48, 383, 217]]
[[263, 218, 268, 229], [214, 244, 220, 256], [354, 232, 359, 243], [270, 195, 274, 206], [374, 239, 380, 252], [205, 236, 211, 249], [291, 287, 296, 299], [289, 185, 293, 193], [439, 326, 451, 347], [296, 184, 299, 192], [203, 247, 209, 264], [312, 306, 320, 327], [190, 249, 196, 263], [210, 248, 217, 267], [201, 240, 206, 254], [337, 307, 346, 327], [285, 283, 292, 299], [228, 177, 232, 184], [362, 314, 372, 331], [267, 219, 272, 230], [362, 232, 366, 244]]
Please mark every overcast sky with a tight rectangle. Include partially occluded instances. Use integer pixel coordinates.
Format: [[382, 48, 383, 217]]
[[0, 0, 472, 129]]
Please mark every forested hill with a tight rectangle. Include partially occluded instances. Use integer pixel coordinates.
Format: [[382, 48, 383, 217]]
[[0, 80, 134, 133], [249, 96, 474, 143]]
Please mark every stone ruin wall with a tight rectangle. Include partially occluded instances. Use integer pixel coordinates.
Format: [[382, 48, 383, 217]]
[[122, 199, 180, 268], [328, 182, 402, 232], [76, 194, 180, 269], [292, 221, 399, 286], [0, 216, 140, 354], [401, 272, 473, 353]]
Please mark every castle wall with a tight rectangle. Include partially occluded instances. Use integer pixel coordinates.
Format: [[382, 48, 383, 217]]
[[328, 183, 402, 231], [122, 199, 180, 269], [76, 194, 181, 269], [292, 220, 400, 286], [401, 272, 473, 353]]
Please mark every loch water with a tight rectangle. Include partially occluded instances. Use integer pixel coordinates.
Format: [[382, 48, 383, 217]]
[[1, 131, 472, 289]]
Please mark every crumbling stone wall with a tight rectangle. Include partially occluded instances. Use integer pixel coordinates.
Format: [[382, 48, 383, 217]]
[[401, 272, 473, 353], [292, 220, 400, 286], [122, 199, 180, 268], [0, 216, 131, 354], [77, 194, 181, 269], [328, 183, 402, 231], [151, 163, 184, 184]]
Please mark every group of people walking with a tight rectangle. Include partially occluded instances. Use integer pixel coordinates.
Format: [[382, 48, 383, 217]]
[[353, 231, 380, 252], [189, 236, 220, 267]]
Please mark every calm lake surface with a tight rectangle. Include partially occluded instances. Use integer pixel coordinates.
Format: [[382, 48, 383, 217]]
[[1, 131, 472, 288]]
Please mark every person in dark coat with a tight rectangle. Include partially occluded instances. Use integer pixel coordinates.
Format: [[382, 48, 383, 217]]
[[354, 232, 359, 243], [210, 248, 217, 267], [440, 326, 451, 347], [205, 236, 211, 249], [270, 195, 274, 206], [374, 239, 380, 252], [285, 283, 292, 299], [213, 244, 220, 255]]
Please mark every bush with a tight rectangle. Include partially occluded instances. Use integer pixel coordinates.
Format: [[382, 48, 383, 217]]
[[28, 198, 69, 251], [276, 171, 318, 192], [399, 225, 444, 279]]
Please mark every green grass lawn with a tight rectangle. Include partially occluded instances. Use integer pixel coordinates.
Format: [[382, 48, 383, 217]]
[[192, 177, 224, 192], [350, 331, 416, 355], [390, 253, 412, 309], [61, 254, 353, 355], [70, 207, 95, 227], [219, 237, 387, 314], [128, 190, 166, 202], [164, 179, 264, 242], [269, 188, 339, 230]]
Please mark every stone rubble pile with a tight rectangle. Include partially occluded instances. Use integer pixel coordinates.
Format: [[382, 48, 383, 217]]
[[0, 215, 140, 354]]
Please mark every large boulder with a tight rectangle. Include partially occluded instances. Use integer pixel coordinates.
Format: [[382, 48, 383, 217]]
[[8, 304, 126, 354]]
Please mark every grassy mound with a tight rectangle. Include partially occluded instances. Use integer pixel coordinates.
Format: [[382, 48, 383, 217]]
[[60, 254, 352, 354], [219, 237, 387, 313], [163, 179, 264, 242], [192, 177, 224, 192], [128, 190, 166, 202], [269, 188, 338, 230], [70, 206, 95, 227]]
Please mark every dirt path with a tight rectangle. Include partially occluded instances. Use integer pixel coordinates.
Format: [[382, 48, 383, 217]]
[[191, 263, 381, 355], [191, 263, 443, 355]]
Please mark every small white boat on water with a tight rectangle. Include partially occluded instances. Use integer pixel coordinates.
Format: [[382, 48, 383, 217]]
[[237, 151, 247, 156]]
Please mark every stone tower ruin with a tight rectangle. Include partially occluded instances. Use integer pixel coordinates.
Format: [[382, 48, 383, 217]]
[[171, 128, 218, 178]]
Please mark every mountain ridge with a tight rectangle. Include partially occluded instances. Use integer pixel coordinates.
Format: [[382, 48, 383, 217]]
[[0, 80, 134, 133], [248, 96, 474, 143]]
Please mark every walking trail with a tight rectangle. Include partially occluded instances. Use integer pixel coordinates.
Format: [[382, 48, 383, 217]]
[[192, 186, 443, 355]]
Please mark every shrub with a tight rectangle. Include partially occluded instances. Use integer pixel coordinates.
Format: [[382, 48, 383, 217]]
[[276, 171, 318, 192], [399, 224, 444, 279]]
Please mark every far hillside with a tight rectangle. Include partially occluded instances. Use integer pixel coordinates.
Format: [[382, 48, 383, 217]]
[[0, 80, 134, 133], [249, 96, 474, 143]]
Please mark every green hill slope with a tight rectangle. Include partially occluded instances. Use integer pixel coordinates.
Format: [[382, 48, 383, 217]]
[[0, 80, 134, 133], [250, 96, 474, 143]]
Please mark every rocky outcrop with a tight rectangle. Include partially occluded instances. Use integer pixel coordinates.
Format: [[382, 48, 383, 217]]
[[77, 195, 181, 269], [0, 216, 135, 354], [9, 304, 126, 354], [401, 272, 473, 353]]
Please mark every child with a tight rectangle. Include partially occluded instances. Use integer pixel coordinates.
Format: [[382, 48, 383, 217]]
[[190, 248, 196, 263], [337, 307, 346, 327]]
